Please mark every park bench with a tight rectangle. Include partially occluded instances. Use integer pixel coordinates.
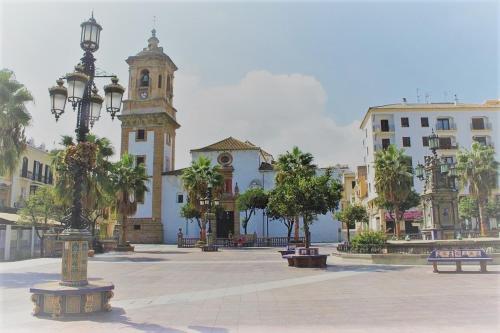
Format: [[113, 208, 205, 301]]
[[427, 249, 492, 273], [201, 245, 218, 252]]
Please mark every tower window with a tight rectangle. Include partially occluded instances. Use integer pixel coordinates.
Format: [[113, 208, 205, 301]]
[[158, 75, 162, 89], [166, 75, 171, 94], [136, 129, 146, 141], [140, 70, 150, 87]]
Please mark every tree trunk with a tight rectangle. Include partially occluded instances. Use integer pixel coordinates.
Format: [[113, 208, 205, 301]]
[[478, 200, 488, 237], [121, 215, 128, 246], [346, 222, 350, 243], [394, 208, 401, 238], [304, 219, 310, 248], [286, 220, 293, 243]]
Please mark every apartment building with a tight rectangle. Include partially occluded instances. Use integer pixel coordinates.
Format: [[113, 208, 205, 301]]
[[0, 140, 54, 209], [359, 100, 500, 232]]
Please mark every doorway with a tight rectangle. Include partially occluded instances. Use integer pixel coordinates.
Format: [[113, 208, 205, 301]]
[[216, 210, 234, 238]]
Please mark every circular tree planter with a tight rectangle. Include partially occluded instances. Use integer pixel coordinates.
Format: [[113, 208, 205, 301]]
[[283, 247, 329, 268]]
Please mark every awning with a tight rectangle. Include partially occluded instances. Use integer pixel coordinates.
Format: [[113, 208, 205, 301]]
[[385, 210, 423, 221]]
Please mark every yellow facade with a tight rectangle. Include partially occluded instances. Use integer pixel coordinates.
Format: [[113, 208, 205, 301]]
[[0, 142, 54, 208]]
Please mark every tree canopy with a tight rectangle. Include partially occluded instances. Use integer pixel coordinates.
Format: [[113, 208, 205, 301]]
[[236, 187, 268, 234]]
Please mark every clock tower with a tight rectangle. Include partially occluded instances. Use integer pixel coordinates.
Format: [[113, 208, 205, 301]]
[[118, 29, 180, 243]]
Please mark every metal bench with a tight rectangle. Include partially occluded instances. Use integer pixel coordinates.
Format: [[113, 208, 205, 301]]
[[427, 249, 492, 273]]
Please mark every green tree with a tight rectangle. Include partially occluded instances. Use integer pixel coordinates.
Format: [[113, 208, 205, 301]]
[[19, 187, 63, 257], [374, 145, 413, 237], [267, 185, 298, 242], [0, 69, 33, 176], [236, 187, 268, 234], [180, 202, 202, 230], [375, 189, 421, 236], [275, 147, 342, 248], [181, 156, 223, 241], [456, 142, 499, 236], [111, 153, 149, 247], [458, 196, 479, 230], [334, 203, 369, 243]]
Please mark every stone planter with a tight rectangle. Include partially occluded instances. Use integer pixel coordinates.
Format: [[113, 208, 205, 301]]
[[283, 247, 329, 268], [87, 250, 95, 257], [99, 239, 118, 252], [115, 242, 135, 252]]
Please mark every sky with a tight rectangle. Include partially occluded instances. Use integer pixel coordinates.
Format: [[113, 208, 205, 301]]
[[1, 0, 498, 169]]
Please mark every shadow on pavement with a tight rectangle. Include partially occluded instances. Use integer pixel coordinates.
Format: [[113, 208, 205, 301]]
[[0, 272, 60, 289], [323, 264, 412, 273], [189, 325, 229, 333], [134, 250, 189, 255], [89, 257, 168, 263], [36, 307, 184, 333]]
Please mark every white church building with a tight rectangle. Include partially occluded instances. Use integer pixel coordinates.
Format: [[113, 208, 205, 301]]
[[118, 30, 343, 244]]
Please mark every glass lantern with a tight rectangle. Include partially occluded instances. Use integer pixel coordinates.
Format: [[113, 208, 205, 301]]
[[80, 14, 102, 52], [90, 89, 104, 126], [415, 163, 424, 179], [104, 77, 125, 119], [49, 79, 67, 121], [440, 160, 449, 174], [429, 131, 439, 150], [66, 70, 89, 104]]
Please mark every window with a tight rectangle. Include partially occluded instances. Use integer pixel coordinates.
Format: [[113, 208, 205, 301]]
[[33, 161, 39, 180], [401, 117, 409, 127], [421, 117, 429, 127], [21, 157, 28, 177], [166, 132, 171, 145], [380, 119, 390, 132], [422, 137, 429, 147], [473, 136, 487, 145], [382, 138, 390, 149], [158, 74, 162, 89], [44, 165, 49, 183], [136, 129, 146, 141], [436, 118, 450, 130], [165, 157, 170, 172], [442, 156, 454, 165], [471, 118, 485, 130], [134, 225, 141, 230], [439, 137, 452, 149], [166, 75, 171, 94], [38, 163, 43, 182], [177, 194, 184, 203], [140, 70, 150, 87], [136, 156, 145, 166], [402, 137, 411, 147], [351, 181, 356, 189]]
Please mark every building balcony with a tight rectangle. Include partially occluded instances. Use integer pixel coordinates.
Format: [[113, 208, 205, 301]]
[[435, 122, 457, 131], [372, 124, 395, 133], [437, 144, 459, 150], [470, 122, 492, 131]]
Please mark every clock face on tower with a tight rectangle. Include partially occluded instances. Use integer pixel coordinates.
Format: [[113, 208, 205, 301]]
[[140, 91, 148, 100]]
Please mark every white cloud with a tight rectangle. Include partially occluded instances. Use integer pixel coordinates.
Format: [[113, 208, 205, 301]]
[[174, 70, 363, 169]]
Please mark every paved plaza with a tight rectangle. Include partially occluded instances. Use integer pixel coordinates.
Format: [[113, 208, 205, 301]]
[[0, 244, 499, 333]]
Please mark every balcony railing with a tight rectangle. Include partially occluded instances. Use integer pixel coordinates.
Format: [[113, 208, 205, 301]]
[[438, 144, 459, 150], [373, 124, 395, 133], [435, 122, 457, 131], [470, 122, 492, 130]]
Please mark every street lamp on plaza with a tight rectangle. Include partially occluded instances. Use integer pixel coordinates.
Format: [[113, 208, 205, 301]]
[[199, 183, 220, 244], [30, 13, 122, 317]]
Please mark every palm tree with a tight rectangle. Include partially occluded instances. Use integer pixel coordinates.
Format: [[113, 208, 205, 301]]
[[51, 135, 115, 235], [275, 146, 316, 185], [111, 153, 149, 248], [456, 142, 498, 236], [374, 145, 413, 237], [181, 156, 223, 241], [0, 69, 33, 176]]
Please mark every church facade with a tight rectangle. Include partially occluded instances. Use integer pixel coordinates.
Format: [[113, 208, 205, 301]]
[[119, 31, 343, 244]]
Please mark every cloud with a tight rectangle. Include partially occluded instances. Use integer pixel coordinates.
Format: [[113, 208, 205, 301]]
[[174, 70, 363, 169]]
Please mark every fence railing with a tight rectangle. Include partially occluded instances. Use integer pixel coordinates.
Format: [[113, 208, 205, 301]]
[[178, 236, 305, 248]]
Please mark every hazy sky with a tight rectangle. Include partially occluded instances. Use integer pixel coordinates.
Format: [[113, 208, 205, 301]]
[[1, 0, 498, 168]]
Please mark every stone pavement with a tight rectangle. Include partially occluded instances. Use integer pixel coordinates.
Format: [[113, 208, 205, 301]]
[[0, 244, 498, 333]]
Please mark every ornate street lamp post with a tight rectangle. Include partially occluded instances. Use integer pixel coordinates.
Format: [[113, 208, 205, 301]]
[[30, 14, 124, 318], [199, 183, 220, 246], [416, 130, 460, 240]]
